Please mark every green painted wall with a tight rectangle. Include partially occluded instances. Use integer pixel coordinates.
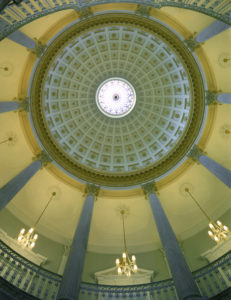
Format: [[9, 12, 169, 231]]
[[0, 207, 231, 282], [82, 249, 170, 283], [182, 206, 231, 272], [0, 208, 64, 273], [82, 207, 231, 282]]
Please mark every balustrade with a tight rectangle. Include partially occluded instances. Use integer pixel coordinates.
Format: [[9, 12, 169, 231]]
[[0, 240, 231, 299], [0, 0, 230, 41], [0, 241, 60, 300]]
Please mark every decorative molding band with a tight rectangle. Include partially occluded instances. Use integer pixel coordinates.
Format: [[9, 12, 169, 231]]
[[29, 13, 205, 187], [0, 1, 230, 41]]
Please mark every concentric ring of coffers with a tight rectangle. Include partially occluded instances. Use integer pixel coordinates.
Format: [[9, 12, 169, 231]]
[[30, 13, 205, 187]]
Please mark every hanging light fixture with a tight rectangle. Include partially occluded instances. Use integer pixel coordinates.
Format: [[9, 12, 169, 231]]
[[115, 209, 138, 277], [17, 192, 56, 249], [185, 188, 229, 243]]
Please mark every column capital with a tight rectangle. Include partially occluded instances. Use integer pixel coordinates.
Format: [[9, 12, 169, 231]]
[[29, 39, 47, 57], [86, 183, 100, 197], [75, 7, 93, 19], [135, 5, 151, 17], [17, 97, 29, 112], [188, 145, 205, 162], [184, 36, 201, 52], [205, 91, 219, 105], [141, 181, 157, 196], [34, 151, 52, 167]]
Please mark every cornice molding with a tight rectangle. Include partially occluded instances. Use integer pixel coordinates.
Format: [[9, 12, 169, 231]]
[[29, 13, 206, 187]]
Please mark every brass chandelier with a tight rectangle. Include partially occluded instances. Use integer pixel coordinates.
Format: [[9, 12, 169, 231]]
[[17, 192, 56, 249], [185, 188, 229, 243], [115, 209, 138, 277]]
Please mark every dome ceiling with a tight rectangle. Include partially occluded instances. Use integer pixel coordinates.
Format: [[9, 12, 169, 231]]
[[30, 14, 205, 187], [0, 6, 230, 254]]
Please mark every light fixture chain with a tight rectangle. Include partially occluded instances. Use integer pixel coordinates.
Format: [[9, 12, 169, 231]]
[[187, 189, 211, 222], [33, 192, 55, 228], [122, 213, 127, 252]]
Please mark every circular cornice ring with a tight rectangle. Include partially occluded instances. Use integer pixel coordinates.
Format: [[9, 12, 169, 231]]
[[29, 13, 205, 187]]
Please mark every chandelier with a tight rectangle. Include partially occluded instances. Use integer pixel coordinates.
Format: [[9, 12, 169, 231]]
[[115, 209, 138, 277], [17, 192, 56, 249], [185, 188, 229, 243]]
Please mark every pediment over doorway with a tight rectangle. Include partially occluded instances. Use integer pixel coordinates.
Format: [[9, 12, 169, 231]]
[[95, 267, 154, 285]]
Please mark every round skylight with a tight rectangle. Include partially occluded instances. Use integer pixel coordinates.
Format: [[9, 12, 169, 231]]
[[96, 78, 136, 118]]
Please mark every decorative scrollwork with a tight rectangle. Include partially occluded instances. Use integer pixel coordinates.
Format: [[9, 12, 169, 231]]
[[184, 36, 200, 52], [188, 145, 205, 162], [86, 183, 100, 197], [141, 181, 157, 196], [34, 151, 52, 167]]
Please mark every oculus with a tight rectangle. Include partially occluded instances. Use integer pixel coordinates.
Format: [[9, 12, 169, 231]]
[[96, 78, 136, 118]]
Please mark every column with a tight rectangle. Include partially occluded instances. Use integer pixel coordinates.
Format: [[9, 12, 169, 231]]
[[7, 30, 46, 57], [189, 146, 231, 188], [217, 93, 231, 104], [7, 30, 37, 49], [57, 184, 99, 300], [206, 91, 231, 105], [0, 152, 51, 210], [196, 19, 230, 43], [58, 245, 70, 275], [0, 101, 19, 113], [199, 156, 231, 188], [142, 183, 204, 300]]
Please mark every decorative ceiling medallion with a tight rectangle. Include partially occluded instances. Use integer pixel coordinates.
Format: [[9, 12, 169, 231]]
[[96, 78, 136, 118], [116, 205, 130, 219], [0, 61, 13, 77], [179, 183, 194, 197], [218, 53, 231, 68], [29, 14, 205, 187]]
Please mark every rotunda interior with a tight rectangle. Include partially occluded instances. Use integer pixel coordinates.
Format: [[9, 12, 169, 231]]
[[0, 1, 230, 299]]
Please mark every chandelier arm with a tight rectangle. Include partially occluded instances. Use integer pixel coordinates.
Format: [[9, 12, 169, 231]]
[[33, 193, 55, 228], [187, 190, 211, 222]]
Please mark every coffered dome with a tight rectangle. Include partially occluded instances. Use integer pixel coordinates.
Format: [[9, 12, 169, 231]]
[[30, 14, 205, 187], [0, 3, 230, 289]]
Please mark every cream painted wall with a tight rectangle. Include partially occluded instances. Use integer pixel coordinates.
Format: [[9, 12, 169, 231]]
[[1, 207, 230, 280], [0, 3, 231, 283]]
